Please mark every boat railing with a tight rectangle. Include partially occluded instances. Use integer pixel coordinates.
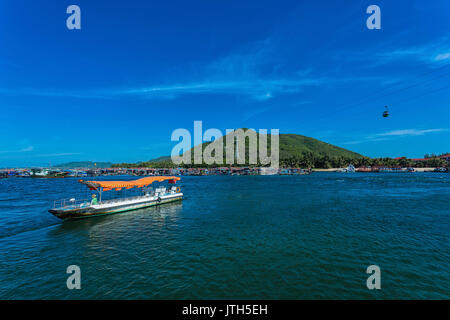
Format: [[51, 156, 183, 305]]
[[100, 195, 145, 205], [99, 193, 159, 205], [98, 190, 181, 205], [53, 190, 179, 209], [53, 198, 90, 210]]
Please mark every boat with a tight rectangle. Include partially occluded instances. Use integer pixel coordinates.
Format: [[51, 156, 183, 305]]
[[49, 176, 182, 220], [279, 168, 312, 175], [30, 168, 69, 178], [336, 164, 355, 173]]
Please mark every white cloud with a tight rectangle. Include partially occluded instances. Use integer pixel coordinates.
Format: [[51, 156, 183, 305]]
[[343, 128, 449, 145], [0, 146, 34, 154], [378, 39, 450, 66], [119, 78, 320, 101], [434, 52, 450, 61], [2, 34, 435, 101], [373, 128, 449, 137]]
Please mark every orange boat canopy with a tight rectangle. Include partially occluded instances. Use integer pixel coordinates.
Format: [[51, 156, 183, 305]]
[[79, 176, 180, 191]]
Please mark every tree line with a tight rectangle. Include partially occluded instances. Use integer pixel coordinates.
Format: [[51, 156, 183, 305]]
[[112, 154, 449, 169]]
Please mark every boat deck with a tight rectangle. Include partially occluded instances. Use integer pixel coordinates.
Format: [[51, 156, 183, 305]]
[[50, 191, 183, 219]]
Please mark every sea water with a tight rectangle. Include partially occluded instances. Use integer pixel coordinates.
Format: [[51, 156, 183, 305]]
[[0, 173, 448, 299]]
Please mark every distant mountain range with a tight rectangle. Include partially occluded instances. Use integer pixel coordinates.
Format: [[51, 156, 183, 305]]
[[53, 161, 112, 169]]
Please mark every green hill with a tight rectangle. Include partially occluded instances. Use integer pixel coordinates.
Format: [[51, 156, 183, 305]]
[[187, 129, 364, 167], [113, 129, 365, 168], [277, 133, 364, 167], [279, 133, 363, 159]]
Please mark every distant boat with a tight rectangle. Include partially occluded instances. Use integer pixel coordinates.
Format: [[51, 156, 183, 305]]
[[30, 168, 69, 178], [260, 167, 278, 175], [336, 164, 355, 173], [49, 176, 182, 220], [279, 168, 311, 175]]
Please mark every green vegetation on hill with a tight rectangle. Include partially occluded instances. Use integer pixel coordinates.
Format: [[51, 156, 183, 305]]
[[113, 129, 366, 168], [279, 133, 363, 159], [277, 133, 365, 168], [53, 161, 112, 169]]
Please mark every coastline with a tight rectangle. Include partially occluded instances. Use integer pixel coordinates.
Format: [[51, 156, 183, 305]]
[[313, 167, 437, 172]]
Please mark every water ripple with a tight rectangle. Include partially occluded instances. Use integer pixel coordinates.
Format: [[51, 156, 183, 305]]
[[0, 174, 449, 299]]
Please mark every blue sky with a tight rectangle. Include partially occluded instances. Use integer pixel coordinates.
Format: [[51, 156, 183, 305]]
[[1, 0, 449, 167]]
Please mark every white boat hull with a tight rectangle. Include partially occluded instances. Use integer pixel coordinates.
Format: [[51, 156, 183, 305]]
[[49, 193, 183, 220]]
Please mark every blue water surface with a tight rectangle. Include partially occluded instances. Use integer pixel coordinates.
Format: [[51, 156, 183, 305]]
[[0, 173, 448, 299]]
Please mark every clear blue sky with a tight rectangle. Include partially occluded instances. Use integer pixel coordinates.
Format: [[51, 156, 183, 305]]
[[1, 0, 449, 167]]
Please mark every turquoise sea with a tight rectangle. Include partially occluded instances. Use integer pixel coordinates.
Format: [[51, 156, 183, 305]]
[[0, 173, 448, 299]]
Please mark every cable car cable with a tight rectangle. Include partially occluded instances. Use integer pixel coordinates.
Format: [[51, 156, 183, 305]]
[[298, 63, 450, 124]]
